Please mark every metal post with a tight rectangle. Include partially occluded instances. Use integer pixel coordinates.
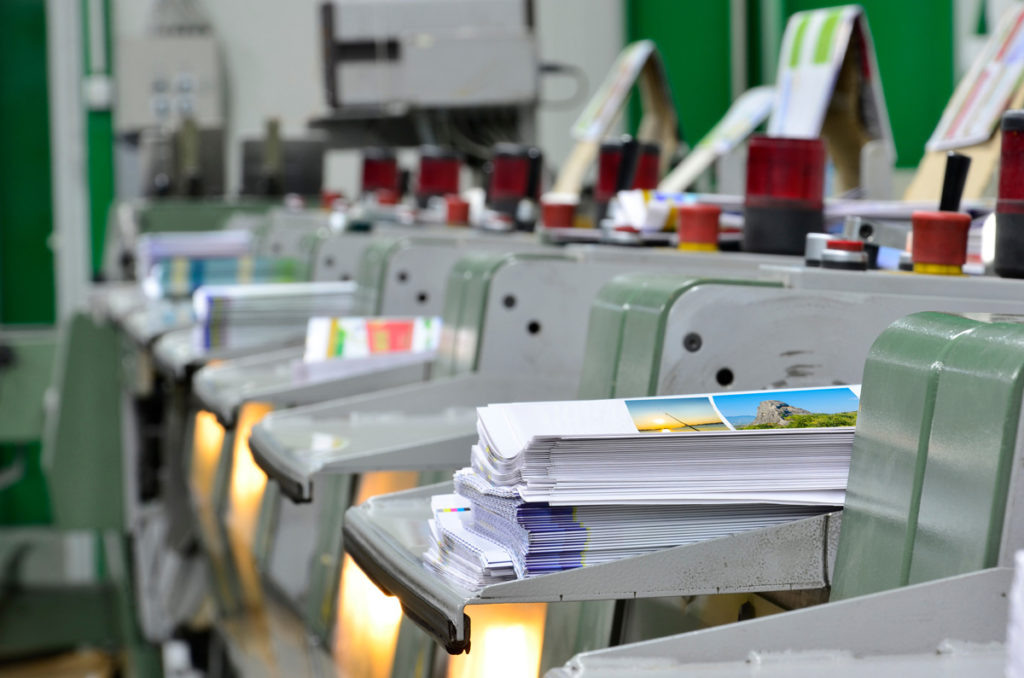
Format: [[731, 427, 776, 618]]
[[46, 0, 92, 322]]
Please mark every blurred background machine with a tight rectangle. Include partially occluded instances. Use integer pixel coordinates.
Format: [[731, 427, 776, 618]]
[[315, 0, 540, 164]]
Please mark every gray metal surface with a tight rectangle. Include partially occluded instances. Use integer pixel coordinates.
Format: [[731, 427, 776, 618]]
[[548, 643, 1005, 677], [197, 350, 433, 427], [342, 482, 840, 651], [376, 233, 543, 316], [118, 299, 194, 348], [256, 208, 334, 261], [310, 230, 372, 282], [656, 283, 1024, 395], [249, 373, 574, 501], [551, 567, 1012, 676], [152, 326, 306, 381]]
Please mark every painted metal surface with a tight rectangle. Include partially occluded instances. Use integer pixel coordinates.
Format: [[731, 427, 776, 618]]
[[833, 312, 1024, 599], [0, 0, 55, 324], [550, 567, 1011, 677], [342, 481, 839, 652]]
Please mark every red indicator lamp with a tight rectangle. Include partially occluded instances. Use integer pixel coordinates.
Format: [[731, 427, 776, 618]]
[[488, 143, 543, 230], [996, 110, 1024, 277], [631, 142, 661, 190], [743, 135, 826, 255], [416, 146, 461, 205], [361, 147, 398, 195]]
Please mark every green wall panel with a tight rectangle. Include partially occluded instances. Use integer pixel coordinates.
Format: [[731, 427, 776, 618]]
[[625, 0, 733, 146], [628, 1, 956, 169], [0, 443, 52, 525], [781, 1, 955, 167], [82, 0, 115, 277], [86, 112, 115, 276], [0, 0, 56, 324]]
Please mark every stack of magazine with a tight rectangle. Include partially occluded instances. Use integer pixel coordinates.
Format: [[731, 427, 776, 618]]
[[144, 255, 307, 299], [424, 385, 860, 588], [192, 281, 358, 350], [292, 315, 443, 381], [134, 230, 254, 280]]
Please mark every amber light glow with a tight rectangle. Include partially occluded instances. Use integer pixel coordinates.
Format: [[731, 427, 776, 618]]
[[190, 409, 226, 502], [334, 471, 419, 678], [189, 409, 236, 599], [446, 603, 547, 678], [226, 401, 274, 608]]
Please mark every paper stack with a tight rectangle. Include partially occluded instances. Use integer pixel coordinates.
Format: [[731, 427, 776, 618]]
[[144, 255, 307, 299], [304, 316, 442, 362], [278, 315, 445, 383], [192, 281, 358, 350], [423, 494, 517, 590], [134, 230, 254, 280], [424, 385, 861, 586]]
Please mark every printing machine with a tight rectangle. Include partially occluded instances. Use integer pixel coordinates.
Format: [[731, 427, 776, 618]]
[[106, 219, 1005, 678], [545, 310, 1024, 677], [177, 230, 547, 619], [333, 266, 1024, 676], [0, 203, 346, 666], [188, 245, 797, 675], [15, 198, 1024, 676], [315, 0, 538, 152]]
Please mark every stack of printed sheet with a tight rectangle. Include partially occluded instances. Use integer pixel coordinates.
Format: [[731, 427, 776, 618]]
[[134, 229, 254, 280], [145, 255, 307, 299], [192, 281, 358, 350], [424, 385, 860, 587]]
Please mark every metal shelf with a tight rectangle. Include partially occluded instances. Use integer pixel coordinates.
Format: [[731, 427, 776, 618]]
[[248, 373, 574, 502], [120, 300, 193, 347], [152, 327, 306, 381], [548, 567, 1013, 677], [192, 346, 431, 426], [343, 482, 841, 654]]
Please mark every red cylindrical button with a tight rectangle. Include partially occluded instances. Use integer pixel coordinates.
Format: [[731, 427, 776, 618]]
[[445, 194, 470, 226], [745, 136, 826, 209], [825, 239, 864, 252], [541, 196, 578, 229], [375, 188, 399, 206], [911, 210, 970, 268], [321, 190, 343, 209], [677, 203, 720, 249]]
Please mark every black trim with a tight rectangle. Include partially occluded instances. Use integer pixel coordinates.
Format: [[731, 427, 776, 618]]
[[821, 259, 868, 271], [336, 39, 401, 62], [320, 3, 338, 108], [249, 433, 312, 504]]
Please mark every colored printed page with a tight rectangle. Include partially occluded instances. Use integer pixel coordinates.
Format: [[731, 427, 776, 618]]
[[572, 40, 665, 141], [303, 316, 442, 363], [768, 4, 892, 149], [479, 385, 861, 456], [147, 255, 303, 298], [659, 86, 775, 193], [927, 5, 1024, 151]]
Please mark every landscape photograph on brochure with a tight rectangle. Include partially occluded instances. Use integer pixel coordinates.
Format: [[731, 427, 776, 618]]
[[625, 385, 861, 433]]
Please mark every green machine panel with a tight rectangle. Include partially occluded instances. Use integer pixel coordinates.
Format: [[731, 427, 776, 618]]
[[834, 311, 1024, 599]]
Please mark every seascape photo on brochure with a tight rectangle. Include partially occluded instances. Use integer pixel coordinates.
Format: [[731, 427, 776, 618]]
[[624, 395, 729, 433], [624, 386, 860, 434], [713, 386, 860, 430]]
